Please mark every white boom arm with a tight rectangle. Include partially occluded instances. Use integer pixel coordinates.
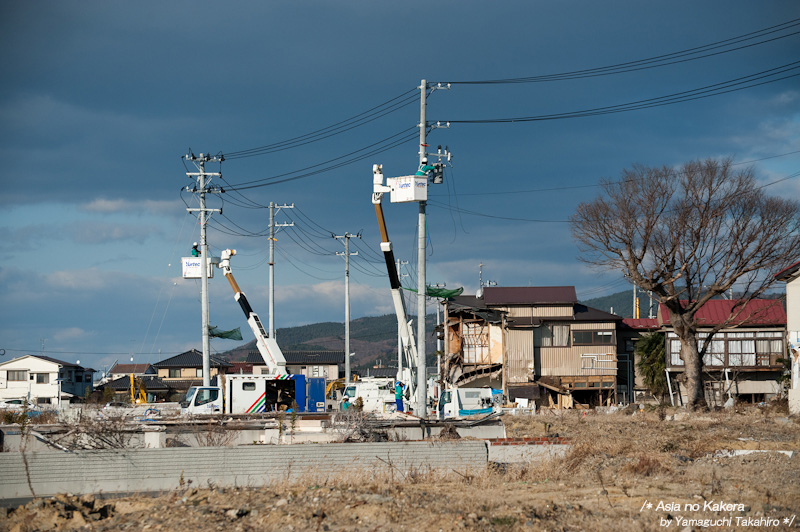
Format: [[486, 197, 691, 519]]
[[218, 249, 287, 375], [372, 164, 418, 397]]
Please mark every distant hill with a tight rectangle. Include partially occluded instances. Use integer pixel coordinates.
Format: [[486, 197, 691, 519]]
[[581, 290, 650, 319], [219, 314, 438, 372]]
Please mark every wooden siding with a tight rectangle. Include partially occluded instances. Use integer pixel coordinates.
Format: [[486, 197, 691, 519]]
[[498, 305, 574, 318], [571, 322, 616, 331], [538, 345, 617, 377], [505, 329, 534, 383]]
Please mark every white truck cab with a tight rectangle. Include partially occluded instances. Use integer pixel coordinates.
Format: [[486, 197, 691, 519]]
[[342, 378, 397, 413]]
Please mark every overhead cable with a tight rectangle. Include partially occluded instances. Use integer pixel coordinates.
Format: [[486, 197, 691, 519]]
[[224, 89, 418, 159], [444, 61, 800, 124], [439, 18, 800, 85]]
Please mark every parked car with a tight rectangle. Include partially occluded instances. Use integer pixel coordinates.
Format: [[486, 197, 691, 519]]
[[0, 399, 38, 411]]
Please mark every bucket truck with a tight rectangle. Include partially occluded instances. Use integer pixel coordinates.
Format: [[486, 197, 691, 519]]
[[181, 249, 326, 415]]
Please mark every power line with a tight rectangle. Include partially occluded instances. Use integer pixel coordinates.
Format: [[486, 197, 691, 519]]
[[443, 61, 800, 124], [224, 128, 419, 191], [223, 89, 418, 159], [429, 149, 800, 198], [439, 18, 800, 85], [428, 169, 800, 224]]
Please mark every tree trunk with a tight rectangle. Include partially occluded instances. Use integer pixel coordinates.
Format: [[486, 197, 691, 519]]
[[670, 313, 707, 409]]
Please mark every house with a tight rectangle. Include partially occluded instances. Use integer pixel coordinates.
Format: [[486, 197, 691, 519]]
[[661, 299, 786, 404], [775, 260, 800, 413], [443, 286, 622, 408], [104, 363, 156, 383], [152, 349, 232, 395], [247, 350, 344, 381], [0, 355, 95, 406]]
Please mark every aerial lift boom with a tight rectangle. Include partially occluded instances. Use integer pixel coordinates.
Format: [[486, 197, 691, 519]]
[[218, 249, 287, 376], [372, 164, 418, 402]]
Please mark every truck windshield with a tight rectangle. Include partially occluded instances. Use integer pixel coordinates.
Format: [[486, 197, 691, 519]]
[[344, 386, 356, 398], [184, 387, 197, 404]]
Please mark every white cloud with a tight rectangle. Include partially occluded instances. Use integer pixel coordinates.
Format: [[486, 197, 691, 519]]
[[65, 221, 160, 245], [80, 198, 182, 217], [52, 327, 94, 342]]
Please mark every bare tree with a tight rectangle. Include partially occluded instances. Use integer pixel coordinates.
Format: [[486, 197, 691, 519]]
[[571, 158, 800, 408]]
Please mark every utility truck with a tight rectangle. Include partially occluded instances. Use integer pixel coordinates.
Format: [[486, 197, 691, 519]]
[[438, 387, 503, 419], [181, 249, 325, 415], [342, 377, 398, 413], [182, 373, 326, 414]]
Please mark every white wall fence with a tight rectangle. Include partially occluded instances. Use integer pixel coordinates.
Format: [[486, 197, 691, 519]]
[[0, 441, 488, 500]]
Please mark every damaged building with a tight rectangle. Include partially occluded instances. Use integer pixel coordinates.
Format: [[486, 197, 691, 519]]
[[443, 286, 622, 409]]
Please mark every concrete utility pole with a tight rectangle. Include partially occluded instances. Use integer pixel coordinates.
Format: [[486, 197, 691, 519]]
[[416, 79, 428, 418], [184, 152, 223, 387], [430, 282, 446, 385], [334, 232, 359, 383], [269, 202, 294, 339], [396, 259, 409, 376]]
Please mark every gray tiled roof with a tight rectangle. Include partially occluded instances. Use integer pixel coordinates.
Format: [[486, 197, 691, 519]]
[[153, 349, 232, 368], [102, 375, 171, 392]]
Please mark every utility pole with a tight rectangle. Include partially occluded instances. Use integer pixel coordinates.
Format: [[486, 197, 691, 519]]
[[334, 232, 360, 383], [184, 152, 223, 387], [416, 79, 428, 418], [429, 282, 446, 389], [269, 202, 294, 339], [396, 259, 409, 377]]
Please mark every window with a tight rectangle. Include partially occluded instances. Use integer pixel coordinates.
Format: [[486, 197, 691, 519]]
[[728, 340, 756, 366], [196, 368, 203, 378], [242, 382, 256, 391], [702, 338, 725, 366], [35, 373, 49, 384], [8, 370, 27, 381], [194, 388, 219, 406], [670, 340, 683, 366], [572, 330, 614, 345], [169, 369, 181, 378], [755, 332, 783, 366], [538, 324, 570, 347]]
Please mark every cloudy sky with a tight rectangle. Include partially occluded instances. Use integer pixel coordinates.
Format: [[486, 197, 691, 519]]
[[2, 1, 798, 374]]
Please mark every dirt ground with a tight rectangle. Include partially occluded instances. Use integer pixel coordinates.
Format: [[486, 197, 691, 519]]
[[2, 403, 799, 531]]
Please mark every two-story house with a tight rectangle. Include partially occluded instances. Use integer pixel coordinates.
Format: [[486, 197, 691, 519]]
[[444, 286, 622, 409], [662, 299, 786, 405], [152, 349, 232, 395], [0, 355, 95, 406]]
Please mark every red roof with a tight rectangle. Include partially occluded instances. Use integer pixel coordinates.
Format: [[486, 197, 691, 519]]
[[622, 318, 659, 330], [659, 299, 785, 327], [482, 286, 577, 305]]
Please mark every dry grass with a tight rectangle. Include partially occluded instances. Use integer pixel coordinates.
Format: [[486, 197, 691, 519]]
[[3, 404, 798, 532]]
